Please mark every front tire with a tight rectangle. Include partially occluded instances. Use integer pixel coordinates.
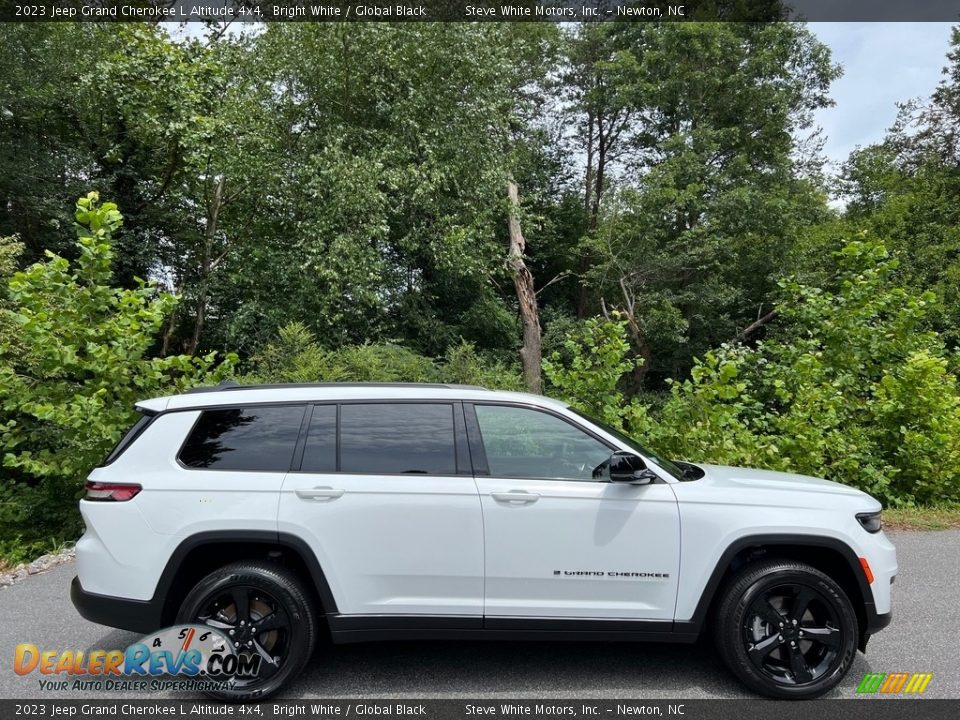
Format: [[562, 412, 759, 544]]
[[176, 561, 316, 701], [713, 559, 859, 699]]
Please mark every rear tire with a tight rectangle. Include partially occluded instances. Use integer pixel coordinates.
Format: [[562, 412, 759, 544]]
[[176, 561, 316, 701], [712, 559, 858, 699]]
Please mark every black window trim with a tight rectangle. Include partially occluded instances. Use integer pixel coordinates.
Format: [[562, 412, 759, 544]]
[[291, 399, 472, 479], [175, 404, 308, 474], [99, 410, 157, 467], [169, 398, 631, 481], [464, 401, 625, 484]]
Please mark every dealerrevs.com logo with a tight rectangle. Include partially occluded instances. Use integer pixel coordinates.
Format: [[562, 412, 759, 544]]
[[13, 625, 261, 693], [855, 672, 934, 695]]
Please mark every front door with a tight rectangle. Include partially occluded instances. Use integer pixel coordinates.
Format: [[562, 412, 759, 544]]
[[469, 403, 680, 621]]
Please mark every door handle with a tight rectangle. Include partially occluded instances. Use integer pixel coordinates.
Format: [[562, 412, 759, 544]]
[[295, 486, 345, 501], [491, 490, 540, 504]]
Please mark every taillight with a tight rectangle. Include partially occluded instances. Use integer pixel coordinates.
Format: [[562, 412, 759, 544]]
[[84, 481, 142, 502]]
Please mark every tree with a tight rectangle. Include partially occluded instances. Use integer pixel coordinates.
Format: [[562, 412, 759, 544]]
[[839, 26, 960, 350], [577, 23, 838, 386], [0, 25, 127, 265], [546, 237, 960, 506], [507, 179, 542, 393], [0, 194, 234, 560]]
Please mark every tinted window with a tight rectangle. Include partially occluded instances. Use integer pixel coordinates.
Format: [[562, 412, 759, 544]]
[[102, 413, 153, 465], [179, 406, 305, 472], [301, 404, 337, 472], [475, 405, 612, 481], [340, 403, 456, 475]]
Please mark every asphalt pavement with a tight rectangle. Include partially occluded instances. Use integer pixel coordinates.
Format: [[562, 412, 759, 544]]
[[1, 530, 957, 700]]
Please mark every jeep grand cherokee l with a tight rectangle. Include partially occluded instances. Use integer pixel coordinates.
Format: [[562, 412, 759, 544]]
[[71, 382, 896, 700]]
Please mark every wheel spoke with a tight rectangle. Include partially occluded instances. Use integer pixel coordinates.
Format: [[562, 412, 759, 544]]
[[200, 617, 233, 630], [802, 624, 842, 650], [230, 588, 251, 624], [754, 598, 785, 628], [252, 607, 289, 633], [788, 645, 814, 683], [250, 639, 279, 679], [747, 633, 781, 669], [789, 588, 816, 622]]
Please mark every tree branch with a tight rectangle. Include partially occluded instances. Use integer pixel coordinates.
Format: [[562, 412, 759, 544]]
[[730, 309, 779, 345]]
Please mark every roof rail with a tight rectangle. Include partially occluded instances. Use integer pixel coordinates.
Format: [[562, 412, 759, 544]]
[[182, 381, 489, 394]]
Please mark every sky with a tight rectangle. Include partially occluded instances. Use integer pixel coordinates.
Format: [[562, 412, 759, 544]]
[[810, 22, 955, 168]]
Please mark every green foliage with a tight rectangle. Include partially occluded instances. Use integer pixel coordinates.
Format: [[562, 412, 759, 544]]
[[0, 194, 234, 558], [543, 314, 636, 426], [245, 323, 524, 391], [547, 238, 960, 506], [5, 22, 960, 562], [576, 22, 838, 377]]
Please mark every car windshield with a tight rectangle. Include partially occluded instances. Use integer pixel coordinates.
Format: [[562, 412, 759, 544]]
[[571, 409, 686, 481]]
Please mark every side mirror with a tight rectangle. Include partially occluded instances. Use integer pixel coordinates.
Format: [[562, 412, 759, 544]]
[[608, 451, 658, 485]]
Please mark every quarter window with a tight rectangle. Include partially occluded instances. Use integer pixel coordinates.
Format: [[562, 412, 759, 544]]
[[339, 403, 457, 475], [179, 406, 305, 472], [474, 405, 612, 481]]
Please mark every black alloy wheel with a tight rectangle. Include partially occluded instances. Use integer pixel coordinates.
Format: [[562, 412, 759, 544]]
[[743, 582, 843, 685], [176, 561, 316, 701], [713, 560, 859, 699]]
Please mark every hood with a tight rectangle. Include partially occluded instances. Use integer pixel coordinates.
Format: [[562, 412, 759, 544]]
[[696, 463, 865, 496]]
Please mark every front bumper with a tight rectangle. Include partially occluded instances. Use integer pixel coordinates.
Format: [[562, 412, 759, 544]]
[[71, 576, 163, 634], [859, 601, 893, 652]]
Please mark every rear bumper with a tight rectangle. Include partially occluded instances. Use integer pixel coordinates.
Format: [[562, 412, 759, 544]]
[[71, 576, 163, 634]]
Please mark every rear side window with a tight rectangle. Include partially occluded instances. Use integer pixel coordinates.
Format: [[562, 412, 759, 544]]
[[179, 405, 305, 472], [339, 403, 456, 475], [301, 404, 337, 472]]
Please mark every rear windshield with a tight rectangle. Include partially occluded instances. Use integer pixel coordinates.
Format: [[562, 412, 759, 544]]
[[101, 412, 154, 465]]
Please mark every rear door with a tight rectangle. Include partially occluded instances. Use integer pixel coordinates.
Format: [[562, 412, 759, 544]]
[[469, 402, 681, 621], [279, 401, 484, 618]]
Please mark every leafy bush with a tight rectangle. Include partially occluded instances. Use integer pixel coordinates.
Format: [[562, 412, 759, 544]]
[[543, 314, 636, 427], [546, 237, 960, 506], [0, 194, 234, 560], [245, 322, 524, 390]]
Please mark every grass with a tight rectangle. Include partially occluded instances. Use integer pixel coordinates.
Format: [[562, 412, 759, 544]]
[[884, 505, 960, 531]]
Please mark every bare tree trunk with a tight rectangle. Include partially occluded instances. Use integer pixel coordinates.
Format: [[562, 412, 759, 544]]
[[577, 112, 597, 319], [186, 175, 226, 355], [618, 277, 653, 391], [584, 111, 595, 216], [506, 179, 542, 394], [591, 113, 607, 228], [160, 303, 179, 357]]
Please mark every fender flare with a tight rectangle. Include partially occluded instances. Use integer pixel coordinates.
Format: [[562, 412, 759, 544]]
[[675, 533, 874, 636], [153, 530, 338, 620]]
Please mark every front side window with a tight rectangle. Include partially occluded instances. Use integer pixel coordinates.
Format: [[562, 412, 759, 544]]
[[474, 405, 612, 481], [340, 403, 457, 475], [179, 405, 305, 472]]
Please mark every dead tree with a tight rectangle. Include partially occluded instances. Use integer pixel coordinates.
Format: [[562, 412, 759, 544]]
[[506, 179, 542, 394]]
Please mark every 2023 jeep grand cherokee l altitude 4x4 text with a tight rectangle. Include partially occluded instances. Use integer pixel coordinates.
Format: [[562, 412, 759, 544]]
[[71, 383, 896, 700]]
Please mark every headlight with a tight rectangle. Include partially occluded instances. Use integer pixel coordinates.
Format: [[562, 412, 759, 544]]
[[857, 511, 882, 533]]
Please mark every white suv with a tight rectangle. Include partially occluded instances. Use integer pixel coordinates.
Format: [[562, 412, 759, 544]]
[[72, 383, 896, 700]]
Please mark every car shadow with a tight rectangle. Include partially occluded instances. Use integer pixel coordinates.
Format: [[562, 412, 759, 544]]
[[81, 628, 876, 700], [284, 637, 752, 699]]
